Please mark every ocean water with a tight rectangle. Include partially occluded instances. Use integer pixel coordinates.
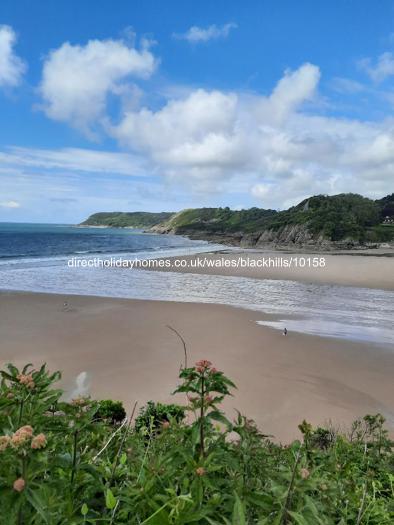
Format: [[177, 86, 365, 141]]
[[0, 222, 213, 260], [0, 223, 393, 348]]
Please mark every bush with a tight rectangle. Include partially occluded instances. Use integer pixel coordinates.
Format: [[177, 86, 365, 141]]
[[95, 399, 126, 425], [134, 400, 185, 433]]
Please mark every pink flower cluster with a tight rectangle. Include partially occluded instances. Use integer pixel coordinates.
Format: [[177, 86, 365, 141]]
[[0, 435, 11, 451], [0, 426, 47, 451], [300, 468, 310, 479], [13, 478, 25, 492], [17, 373, 35, 389], [195, 360, 212, 373], [31, 433, 47, 449]]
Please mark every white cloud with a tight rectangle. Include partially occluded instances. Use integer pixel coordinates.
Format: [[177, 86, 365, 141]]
[[0, 25, 26, 87], [173, 23, 237, 43], [331, 77, 366, 94], [108, 62, 394, 207], [251, 183, 271, 199], [110, 64, 320, 193], [0, 200, 20, 208], [359, 52, 394, 83], [254, 63, 320, 125], [0, 146, 146, 177], [39, 36, 157, 133]]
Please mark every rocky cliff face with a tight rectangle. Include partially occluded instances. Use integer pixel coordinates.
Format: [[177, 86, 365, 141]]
[[152, 223, 377, 250]]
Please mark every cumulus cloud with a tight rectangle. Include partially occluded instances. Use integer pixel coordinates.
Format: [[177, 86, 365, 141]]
[[39, 36, 157, 133], [359, 52, 394, 83], [173, 23, 237, 43], [108, 62, 394, 206], [0, 25, 26, 87], [110, 64, 320, 194], [0, 200, 20, 208]]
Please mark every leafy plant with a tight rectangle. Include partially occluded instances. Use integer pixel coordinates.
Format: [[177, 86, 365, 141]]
[[174, 360, 235, 457], [0, 361, 393, 524]]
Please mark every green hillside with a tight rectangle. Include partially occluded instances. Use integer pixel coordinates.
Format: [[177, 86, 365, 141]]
[[81, 211, 174, 228], [81, 193, 394, 244], [158, 206, 277, 234], [156, 193, 394, 244]]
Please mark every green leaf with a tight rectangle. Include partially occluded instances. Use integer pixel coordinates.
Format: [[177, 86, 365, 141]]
[[287, 511, 309, 525], [81, 503, 89, 516], [25, 489, 50, 524], [232, 493, 246, 525], [141, 502, 171, 524], [105, 488, 117, 510], [208, 410, 232, 428]]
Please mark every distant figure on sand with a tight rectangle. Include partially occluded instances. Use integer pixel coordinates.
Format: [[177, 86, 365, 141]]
[[283, 327, 288, 336], [63, 301, 69, 311]]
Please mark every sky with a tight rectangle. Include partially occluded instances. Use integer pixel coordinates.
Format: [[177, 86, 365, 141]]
[[1, 0, 394, 223]]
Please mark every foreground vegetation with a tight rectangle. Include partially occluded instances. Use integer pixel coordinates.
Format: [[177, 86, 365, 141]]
[[1, 362, 393, 524]]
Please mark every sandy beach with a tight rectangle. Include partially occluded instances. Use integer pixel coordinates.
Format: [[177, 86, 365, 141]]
[[146, 249, 394, 291], [1, 290, 393, 442]]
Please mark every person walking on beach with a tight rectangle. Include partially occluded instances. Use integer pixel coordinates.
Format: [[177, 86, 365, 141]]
[[283, 327, 288, 336]]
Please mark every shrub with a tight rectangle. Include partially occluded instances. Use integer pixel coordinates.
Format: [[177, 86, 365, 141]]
[[95, 399, 126, 425], [134, 400, 185, 433]]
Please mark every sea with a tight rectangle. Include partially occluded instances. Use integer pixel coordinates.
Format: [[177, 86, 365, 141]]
[[0, 222, 393, 348]]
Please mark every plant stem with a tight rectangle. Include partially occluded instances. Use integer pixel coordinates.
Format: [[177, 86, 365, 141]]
[[356, 482, 367, 525], [166, 325, 188, 369], [109, 401, 137, 485], [200, 374, 205, 457], [18, 398, 24, 426], [280, 448, 301, 525], [17, 456, 27, 525], [70, 429, 79, 487]]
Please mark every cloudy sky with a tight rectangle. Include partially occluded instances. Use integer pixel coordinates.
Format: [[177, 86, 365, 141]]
[[1, 0, 394, 222]]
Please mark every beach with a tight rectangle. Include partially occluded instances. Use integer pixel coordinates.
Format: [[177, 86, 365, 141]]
[[147, 248, 394, 291], [1, 290, 393, 442]]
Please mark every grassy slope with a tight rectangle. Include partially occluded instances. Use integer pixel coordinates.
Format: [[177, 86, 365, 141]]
[[81, 193, 394, 242], [159, 193, 394, 243], [81, 211, 174, 228]]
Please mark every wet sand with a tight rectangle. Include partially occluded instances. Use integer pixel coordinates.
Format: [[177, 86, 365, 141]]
[[146, 249, 394, 291], [1, 291, 393, 442]]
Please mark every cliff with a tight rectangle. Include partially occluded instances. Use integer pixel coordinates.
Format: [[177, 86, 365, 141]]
[[151, 193, 394, 249], [81, 193, 394, 249]]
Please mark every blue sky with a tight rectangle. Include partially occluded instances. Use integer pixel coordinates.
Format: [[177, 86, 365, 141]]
[[1, 0, 394, 222]]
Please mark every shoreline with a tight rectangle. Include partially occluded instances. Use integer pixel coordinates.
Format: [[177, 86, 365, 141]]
[[1, 290, 393, 442], [145, 248, 394, 291]]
